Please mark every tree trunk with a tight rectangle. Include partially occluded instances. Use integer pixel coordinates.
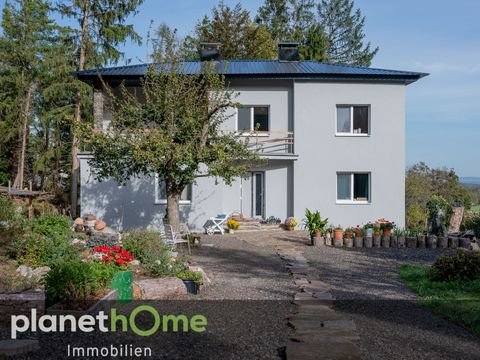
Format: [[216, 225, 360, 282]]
[[17, 83, 33, 190], [70, 0, 90, 217], [166, 192, 180, 228]]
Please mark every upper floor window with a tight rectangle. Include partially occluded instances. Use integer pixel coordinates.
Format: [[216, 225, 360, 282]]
[[155, 175, 192, 205], [337, 172, 370, 203], [237, 106, 269, 132], [336, 105, 369, 135]]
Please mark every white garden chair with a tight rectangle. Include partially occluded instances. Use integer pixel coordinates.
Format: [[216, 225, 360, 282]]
[[204, 214, 228, 235], [161, 224, 191, 254]]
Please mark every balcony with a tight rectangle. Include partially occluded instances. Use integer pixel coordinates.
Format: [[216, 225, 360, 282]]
[[223, 130, 295, 156]]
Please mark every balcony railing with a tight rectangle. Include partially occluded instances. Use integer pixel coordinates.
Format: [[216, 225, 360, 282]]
[[223, 130, 294, 155]]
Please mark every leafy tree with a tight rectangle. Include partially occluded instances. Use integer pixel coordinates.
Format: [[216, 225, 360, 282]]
[[186, 1, 276, 60], [405, 162, 471, 229], [57, 0, 144, 216], [317, 0, 378, 66], [82, 26, 260, 226]]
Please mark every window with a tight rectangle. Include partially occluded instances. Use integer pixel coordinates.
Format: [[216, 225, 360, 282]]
[[155, 175, 192, 204], [237, 106, 269, 132], [336, 105, 369, 135], [337, 173, 370, 203]]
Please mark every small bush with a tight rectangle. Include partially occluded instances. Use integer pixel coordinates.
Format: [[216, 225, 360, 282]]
[[31, 214, 71, 238], [0, 196, 26, 253], [175, 269, 203, 283], [45, 260, 99, 305], [431, 250, 480, 282], [122, 230, 166, 263], [462, 212, 480, 237]]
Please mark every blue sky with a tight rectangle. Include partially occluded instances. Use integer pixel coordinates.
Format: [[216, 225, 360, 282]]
[[2, 0, 479, 176]]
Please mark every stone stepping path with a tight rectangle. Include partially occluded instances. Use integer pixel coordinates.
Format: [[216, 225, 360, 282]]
[[275, 245, 362, 360]]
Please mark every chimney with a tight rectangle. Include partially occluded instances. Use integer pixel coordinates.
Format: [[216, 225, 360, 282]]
[[199, 42, 222, 61], [278, 42, 300, 61]]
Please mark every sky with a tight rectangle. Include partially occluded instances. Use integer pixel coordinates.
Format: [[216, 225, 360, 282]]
[[1, 0, 479, 176]]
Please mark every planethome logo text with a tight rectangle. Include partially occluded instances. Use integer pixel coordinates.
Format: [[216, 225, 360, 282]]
[[11, 305, 208, 339]]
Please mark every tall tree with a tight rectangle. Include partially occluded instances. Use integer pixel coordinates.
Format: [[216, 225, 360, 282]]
[[57, 0, 144, 216], [317, 0, 378, 66], [82, 25, 259, 226], [186, 1, 276, 60], [255, 0, 290, 42], [0, 0, 57, 189], [299, 23, 329, 62]]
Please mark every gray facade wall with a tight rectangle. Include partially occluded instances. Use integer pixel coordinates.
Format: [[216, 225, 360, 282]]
[[293, 81, 406, 227]]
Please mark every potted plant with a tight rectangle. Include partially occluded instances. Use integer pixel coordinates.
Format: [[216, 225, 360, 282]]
[[285, 217, 298, 231], [176, 270, 203, 295], [303, 209, 328, 245], [324, 226, 333, 246], [333, 226, 343, 247], [363, 222, 375, 238], [226, 219, 240, 234], [344, 228, 354, 248], [377, 218, 395, 237], [344, 228, 353, 239], [353, 226, 363, 248]]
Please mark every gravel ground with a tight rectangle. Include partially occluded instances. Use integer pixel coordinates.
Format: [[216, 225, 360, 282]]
[[303, 245, 480, 360]]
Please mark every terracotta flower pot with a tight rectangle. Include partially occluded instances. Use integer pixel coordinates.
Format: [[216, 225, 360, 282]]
[[333, 229, 343, 241], [344, 231, 352, 239], [314, 231, 323, 238], [382, 229, 392, 237]]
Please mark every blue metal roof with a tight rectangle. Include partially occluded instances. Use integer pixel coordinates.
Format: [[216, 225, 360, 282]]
[[77, 60, 427, 84]]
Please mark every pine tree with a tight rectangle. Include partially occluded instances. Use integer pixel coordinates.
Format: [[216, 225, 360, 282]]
[[187, 1, 276, 60], [57, 0, 144, 216], [0, 0, 57, 189], [255, 0, 290, 42], [318, 0, 378, 66]]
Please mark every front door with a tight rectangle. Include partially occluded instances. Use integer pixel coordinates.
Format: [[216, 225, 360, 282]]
[[252, 172, 265, 218]]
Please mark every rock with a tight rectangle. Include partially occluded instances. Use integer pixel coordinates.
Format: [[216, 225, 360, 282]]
[[135, 277, 187, 300], [32, 266, 50, 280], [16, 265, 33, 279], [71, 238, 86, 245], [130, 259, 140, 266], [95, 219, 106, 231], [84, 214, 96, 221], [74, 217, 84, 225], [74, 224, 85, 233], [470, 242, 480, 252]]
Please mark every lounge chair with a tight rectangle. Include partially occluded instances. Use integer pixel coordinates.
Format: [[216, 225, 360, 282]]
[[204, 214, 228, 235]]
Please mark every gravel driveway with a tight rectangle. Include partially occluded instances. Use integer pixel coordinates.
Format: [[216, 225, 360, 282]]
[[303, 246, 480, 360]]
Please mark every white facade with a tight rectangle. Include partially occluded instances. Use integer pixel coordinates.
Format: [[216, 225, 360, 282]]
[[79, 77, 410, 231]]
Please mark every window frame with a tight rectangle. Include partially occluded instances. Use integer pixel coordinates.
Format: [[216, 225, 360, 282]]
[[154, 174, 192, 205], [335, 105, 371, 137], [336, 172, 371, 204], [235, 105, 270, 136]]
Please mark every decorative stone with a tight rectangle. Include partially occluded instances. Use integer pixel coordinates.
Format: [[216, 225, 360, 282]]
[[406, 236, 417, 248], [74, 217, 84, 225], [459, 238, 471, 249], [344, 238, 353, 248], [438, 237, 448, 248], [84, 214, 96, 221], [381, 237, 390, 248], [397, 236, 406, 248], [364, 237, 372, 248], [426, 235, 437, 248], [134, 277, 187, 300], [448, 237, 459, 249], [94, 219, 106, 231], [471, 242, 480, 252], [32, 266, 50, 280], [354, 237, 363, 248], [16, 265, 33, 279], [373, 236, 381, 248], [417, 235, 426, 248]]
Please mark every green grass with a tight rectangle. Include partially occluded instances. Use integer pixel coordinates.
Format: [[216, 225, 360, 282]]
[[400, 264, 480, 336], [471, 204, 480, 214]]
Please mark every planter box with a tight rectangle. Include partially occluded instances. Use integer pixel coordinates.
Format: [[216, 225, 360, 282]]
[[438, 237, 448, 248], [426, 235, 437, 249], [417, 235, 426, 249], [373, 236, 381, 248], [406, 237, 417, 248], [333, 238, 343, 247], [448, 237, 459, 249], [381, 237, 390, 248], [364, 237, 373, 248], [397, 236, 406, 248], [354, 237, 363, 248], [344, 238, 353, 248]]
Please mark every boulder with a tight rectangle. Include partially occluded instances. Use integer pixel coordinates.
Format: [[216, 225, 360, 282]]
[[16, 265, 33, 279], [95, 219, 106, 231], [470, 242, 480, 253], [134, 277, 187, 300], [74, 217, 84, 225], [32, 266, 50, 280]]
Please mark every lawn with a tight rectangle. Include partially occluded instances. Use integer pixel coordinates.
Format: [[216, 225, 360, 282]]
[[400, 264, 480, 336]]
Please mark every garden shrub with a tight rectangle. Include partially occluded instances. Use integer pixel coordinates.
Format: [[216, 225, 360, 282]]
[[0, 195, 26, 253], [431, 250, 480, 282], [462, 212, 480, 237], [45, 260, 100, 305], [30, 214, 71, 238], [122, 230, 166, 264]]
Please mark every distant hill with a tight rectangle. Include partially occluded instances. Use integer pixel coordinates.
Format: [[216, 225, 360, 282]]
[[460, 177, 480, 186]]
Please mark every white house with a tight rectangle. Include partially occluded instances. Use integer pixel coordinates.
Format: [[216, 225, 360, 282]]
[[77, 43, 426, 231]]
